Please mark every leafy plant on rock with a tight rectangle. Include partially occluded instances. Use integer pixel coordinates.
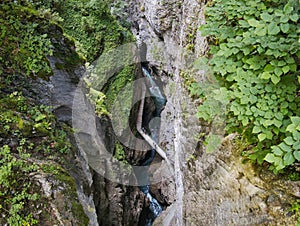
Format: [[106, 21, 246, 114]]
[[0, 1, 53, 77], [199, 0, 300, 172]]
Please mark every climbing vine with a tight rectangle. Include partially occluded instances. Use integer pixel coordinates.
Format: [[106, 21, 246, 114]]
[[199, 0, 300, 172]]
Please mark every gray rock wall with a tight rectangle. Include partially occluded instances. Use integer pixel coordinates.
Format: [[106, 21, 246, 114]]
[[124, 0, 300, 225], [30, 1, 299, 225]]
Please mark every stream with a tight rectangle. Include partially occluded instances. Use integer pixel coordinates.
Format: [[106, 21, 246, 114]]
[[134, 65, 167, 225]]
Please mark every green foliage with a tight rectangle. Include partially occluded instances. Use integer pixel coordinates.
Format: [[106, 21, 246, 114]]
[[104, 65, 134, 110], [32, 0, 133, 62], [40, 162, 89, 225], [196, 87, 230, 122], [264, 116, 300, 171], [0, 1, 53, 77], [187, 82, 205, 98], [0, 145, 39, 226], [0, 91, 71, 156], [288, 171, 300, 181], [84, 61, 135, 115], [289, 200, 300, 225], [110, 0, 131, 28], [0, 90, 73, 225], [204, 134, 222, 153], [114, 141, 128, 163], [86, 88, 110, 116], [199, 0, 300, 172]]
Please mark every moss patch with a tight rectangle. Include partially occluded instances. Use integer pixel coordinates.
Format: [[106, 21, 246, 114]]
[[104, 65, 135, 110], [0, 2, 53, 78], [35, 0, 134, 62]]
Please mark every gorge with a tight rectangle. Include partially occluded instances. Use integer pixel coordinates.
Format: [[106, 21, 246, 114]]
[[1, 0, 300, 226]]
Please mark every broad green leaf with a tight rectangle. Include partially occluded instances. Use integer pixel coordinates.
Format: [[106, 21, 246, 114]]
[[279, 142, 292, 152], [283, 4, 293, 14], [275, 112, 283, 120], [260, 72, 271, 79], [290, 14, 299, 22], [280, 15, 289, 23], [255, 26, 267, 36], [284, 136, 294, 145], [264, 111, 273, 119], [265, 84, 273, 92], [253, 126, 261, 133], [263, 120, 273, 127], [293, 150, 300, 161], [216, 50, 226, 56], [258, 133, 267, 141], [293, 142, 300, 150], [287, 94, 295, 102], [274, 127, 280, 135], [265, 131, 273, 140], [248, 18, 260, 27], [271, 75, 280, 84], [277, 61, 286, 66], [261, 12, 273, 22], [285, 56, 295, 64], [293, 132, 300, 141], [230, 105, 240, 115], [257, 46, 264, 54], [280, 23, 290, 33], [281, 101, 289, 109], [264, 64, 275, 72], [238, 20, 250, 27], [264, 153, 276, 163], [232, 48, 239, 54], [268, 22, 280, 35], [282, 65, 290, 74], [291, 117, 300, 128], [270, 60, 278, 66], [273, 119, 282, 128], [276, 88, 283, 95], [274, 67, 283, 76], [245, 108, 252, 116], [242, 47, 251, 55], [242, 117, 249, 126], [284, 152, 295, 165], [274, 67, 283, 77], [249, 95, 257, 103], [290, 63, 297, 72], [282, 108, 289, 116], [276, 159, 285, 171], [265, 49, 274, 56], [272, 146, 283, 156], [250, 87, 258, 95], [251, 105, 258, 113]]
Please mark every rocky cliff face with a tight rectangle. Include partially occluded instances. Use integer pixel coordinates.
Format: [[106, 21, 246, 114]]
[[23, 1, 299, 225], [33, 46, 145, 226], [122, 0, 300, 225]]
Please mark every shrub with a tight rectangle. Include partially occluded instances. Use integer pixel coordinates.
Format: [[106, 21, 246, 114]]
[[199, 0, 300, 172]]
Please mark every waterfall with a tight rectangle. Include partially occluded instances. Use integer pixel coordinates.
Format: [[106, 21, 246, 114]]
[[134, 66, 168, 225]]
